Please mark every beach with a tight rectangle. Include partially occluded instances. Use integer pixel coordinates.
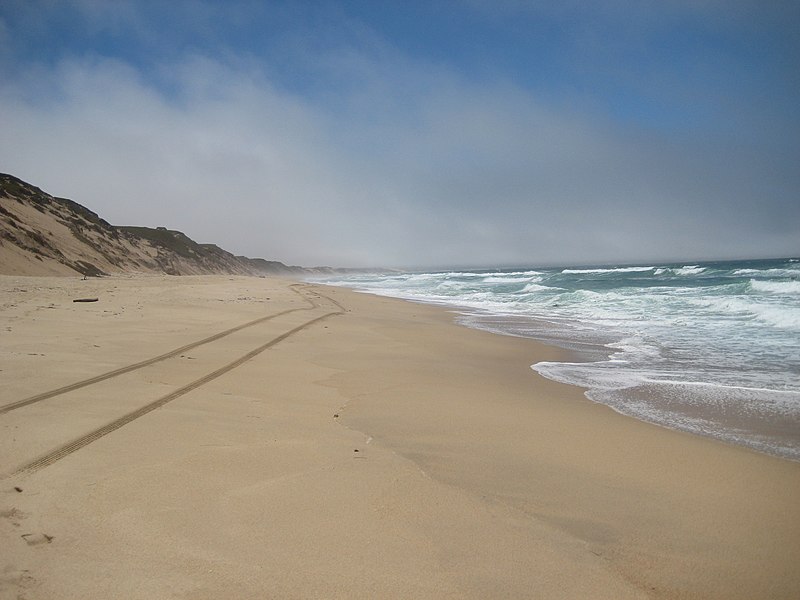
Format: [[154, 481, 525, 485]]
[[1, 274, 799, 599]]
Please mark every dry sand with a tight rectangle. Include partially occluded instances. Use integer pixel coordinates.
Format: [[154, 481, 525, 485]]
[[1, 275, 798, 599]]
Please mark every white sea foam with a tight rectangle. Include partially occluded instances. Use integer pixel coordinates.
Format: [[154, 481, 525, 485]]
[[734, 268, 800, 277], [521, 282, 553, 293], [750, 304, 800, 329], [675, 265, 705, 275], [750, 279, 800, 295], [533, 361, 645, 390], [607, 336, 663, 360], [681, 294, 800, 330], [585, 387, 800, 461], [533, 360, 800, 460], [562, 266, 654, 274], [483, 275, 531, 283], [490, 270, 543, 277]]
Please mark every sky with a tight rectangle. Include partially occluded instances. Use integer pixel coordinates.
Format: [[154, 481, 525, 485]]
[[0, 1, 798, 269]]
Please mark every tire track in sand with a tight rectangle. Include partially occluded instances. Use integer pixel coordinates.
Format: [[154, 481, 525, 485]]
[[10, 306, 341, 477], [0, 285, 317, 415]]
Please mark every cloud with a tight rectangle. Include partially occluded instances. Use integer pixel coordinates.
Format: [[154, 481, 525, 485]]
[[0, 2, 797, 268]]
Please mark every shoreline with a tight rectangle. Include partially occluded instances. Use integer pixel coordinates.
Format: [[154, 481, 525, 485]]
[[316, 278, 800, 463], [2, 275, 799, 598]]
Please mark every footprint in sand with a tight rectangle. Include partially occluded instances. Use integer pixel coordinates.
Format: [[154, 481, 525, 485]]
[[0, 508, 25, 527], [0, 568, 35, 597], [2, 507, 53, 546], [20, 533, 53, 546]]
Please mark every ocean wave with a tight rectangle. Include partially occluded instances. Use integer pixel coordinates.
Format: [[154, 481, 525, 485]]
[[521, 282, 554, 293], [653, 266, 706, 276], [535, 361, 800, 404], [533, 361, 644, 390], [606, 335, 663, 361], [561, 266, 654, 274], [532, 360, 800, 459], [687, 295, 800, 330], [488, 270, 544, 278], [482, 275, 542, 284], [750, 304, 800, 330], [734, 268, 800, 278], [674, 265, 706, 275], [750, 279, 800, 295], [583, 387, 800, 461], [651, 379, 800, 404]]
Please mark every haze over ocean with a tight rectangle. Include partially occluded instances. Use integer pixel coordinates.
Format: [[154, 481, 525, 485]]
[[319, 257, 800, 460], [0, 1, 798, 268]]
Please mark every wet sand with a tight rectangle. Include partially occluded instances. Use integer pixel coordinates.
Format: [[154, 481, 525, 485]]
[[1, 275, 798, 599]]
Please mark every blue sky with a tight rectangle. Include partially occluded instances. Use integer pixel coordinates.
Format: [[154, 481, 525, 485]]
[[1, 1, 798, 267]]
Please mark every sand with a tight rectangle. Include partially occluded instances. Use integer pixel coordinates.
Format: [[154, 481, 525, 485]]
[[1, 274, 798, 599]]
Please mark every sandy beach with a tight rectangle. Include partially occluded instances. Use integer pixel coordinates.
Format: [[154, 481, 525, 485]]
[[1, 274, 798, 599]]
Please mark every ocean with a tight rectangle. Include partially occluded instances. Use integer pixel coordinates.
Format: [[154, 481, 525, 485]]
[[316, 258, 800, 461]]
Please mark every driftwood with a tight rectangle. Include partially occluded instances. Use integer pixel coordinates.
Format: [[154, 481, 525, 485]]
[[72, 298, 99, 303]]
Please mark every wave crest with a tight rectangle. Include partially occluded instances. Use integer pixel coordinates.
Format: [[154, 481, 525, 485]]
[[750, 279, 800, 295]]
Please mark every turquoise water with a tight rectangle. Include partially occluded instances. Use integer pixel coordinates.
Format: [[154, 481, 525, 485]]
[[317, 258, 800, 460]]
